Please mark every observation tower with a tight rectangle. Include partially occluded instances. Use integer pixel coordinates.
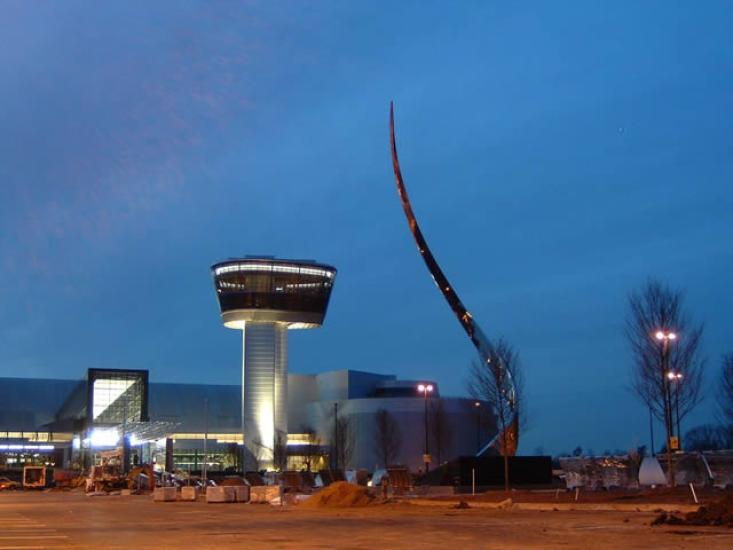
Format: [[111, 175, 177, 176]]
[[211, 257, 337, 469]]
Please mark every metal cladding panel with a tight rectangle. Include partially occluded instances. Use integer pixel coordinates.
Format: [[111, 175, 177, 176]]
[[0, 378, 80, 431], [274, 325, 288, 438], [243, 322, 287, 465]]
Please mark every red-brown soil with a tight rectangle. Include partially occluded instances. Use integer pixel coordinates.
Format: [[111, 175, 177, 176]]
[[654, 494, 733, 527], [299, 481, 375, 508], [433, 486, 728, 505]]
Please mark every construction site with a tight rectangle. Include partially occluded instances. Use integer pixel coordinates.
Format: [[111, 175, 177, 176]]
[[2, 473, 733, 549], [3, 416, 733, 548], [2, 2, 733, 547], [1, 169, 732, 548], [1, 245, 733, 548]]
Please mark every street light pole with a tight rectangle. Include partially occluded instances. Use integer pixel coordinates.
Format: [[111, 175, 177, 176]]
[[669, 372, 683, 449], [655, 330, 677, 487], [333, 402, 339, 472], [417, 383, 434, 473], [663, 340, 673, 440], [203, 397, 208, 488], [675, 379, 681, 449], [649, 404, 655, 457], [474, 402, 481, 454]]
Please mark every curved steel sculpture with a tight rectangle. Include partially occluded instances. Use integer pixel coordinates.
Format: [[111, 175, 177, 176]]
[[389, 102, 518, 456]]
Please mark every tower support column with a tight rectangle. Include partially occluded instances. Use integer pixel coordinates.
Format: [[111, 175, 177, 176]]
[[241, 323, 246, 473], [211, 257, 337, 472], [242, 322, 288, 470]]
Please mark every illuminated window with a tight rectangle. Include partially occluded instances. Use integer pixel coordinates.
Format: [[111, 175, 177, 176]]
[[88, 369, 147, 425]]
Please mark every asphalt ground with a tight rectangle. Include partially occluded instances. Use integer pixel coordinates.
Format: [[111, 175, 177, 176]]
[[1, 491, 733, 549]]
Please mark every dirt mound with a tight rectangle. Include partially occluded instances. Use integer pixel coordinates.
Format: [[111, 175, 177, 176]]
[[653, 494, 733, 528], [219, 477, 247, 486], [300, 481, 375, 508], [684, 494, 733, 526]]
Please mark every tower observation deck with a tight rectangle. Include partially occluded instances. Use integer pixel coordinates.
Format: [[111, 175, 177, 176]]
[[211, 257, 337, 469]]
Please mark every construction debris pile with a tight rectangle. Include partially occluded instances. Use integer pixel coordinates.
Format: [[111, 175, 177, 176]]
[[147, 467, 413, 505], [84, 450, 157, 493], [653, 494, 733, 527], [53, 470, 85, 489], [299, 481, 375, 508]]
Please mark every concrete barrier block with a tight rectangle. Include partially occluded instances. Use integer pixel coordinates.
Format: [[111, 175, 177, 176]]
[[223, 486, 238, 502], [232, 485, 250, 503], [250, 485, 280, 503], [207, 486, 235, 503], [153, 487, 177, 502], [180, 486, 199, 501]]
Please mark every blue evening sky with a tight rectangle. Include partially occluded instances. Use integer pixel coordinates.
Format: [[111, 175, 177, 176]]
[[1, 1, 731, 454]]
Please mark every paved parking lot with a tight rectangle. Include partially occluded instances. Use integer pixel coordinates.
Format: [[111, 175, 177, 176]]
[[1, 491, 733, 549]]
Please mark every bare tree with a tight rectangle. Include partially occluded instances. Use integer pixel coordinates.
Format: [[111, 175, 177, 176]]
[[273, 430, 288, 472], [332, 415, 355, 470], [468, 337, 524, 492], [717, 353, 733, 444], [374, 408, 401, 468], [626, 279, 705, 484], [429, 400, 451, 465], [227, 443, 242, 472], [684, 424, 729, 452]]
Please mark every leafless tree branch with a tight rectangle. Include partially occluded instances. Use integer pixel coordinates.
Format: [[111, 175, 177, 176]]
[[467, 337, 525, 490], [717, 353, 733, 443], [626, 279, 705, 425], [374, 408, 401, 468], [429, 399, 450, 465]]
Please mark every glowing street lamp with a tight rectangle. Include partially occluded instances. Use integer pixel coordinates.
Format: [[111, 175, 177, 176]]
[[417, 383, 434, 472]]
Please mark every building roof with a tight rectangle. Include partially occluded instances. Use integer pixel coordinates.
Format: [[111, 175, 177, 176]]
[[0, 369, 448, 435], [211, 256, 337, 273], [148, 382, 240, 432], [0, 377, 80, 431]]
